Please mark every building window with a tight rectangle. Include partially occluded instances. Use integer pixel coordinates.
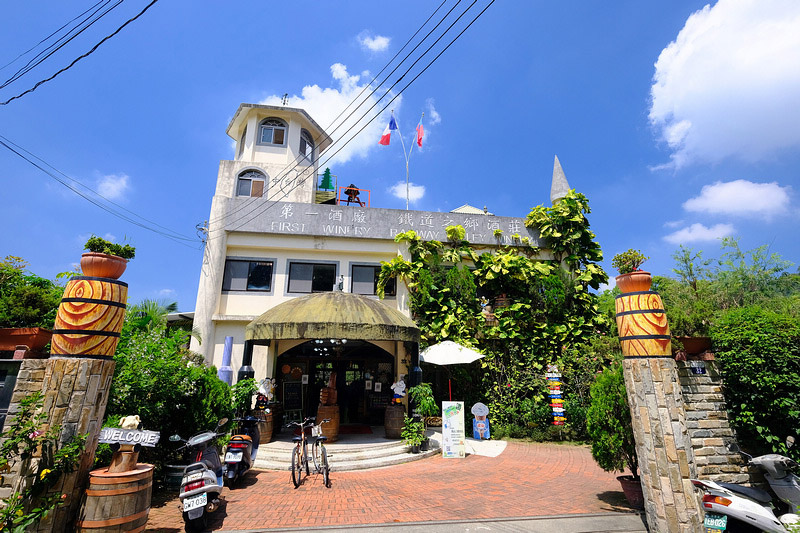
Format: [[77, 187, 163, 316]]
[[237, 170, 266, 197], [238, 127, 246, 159], [351, 265, 395, 296], [288, 262, 336, 293], [222, 259, 274, 291], [258, 117, 287, 146], [299, 129, 314, 161]]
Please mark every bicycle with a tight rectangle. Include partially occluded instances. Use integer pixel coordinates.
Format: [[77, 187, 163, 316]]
[[288, 417, 331, 488]]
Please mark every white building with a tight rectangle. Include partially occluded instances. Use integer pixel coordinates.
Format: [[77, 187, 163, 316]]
[[190, 103, 552, 424]]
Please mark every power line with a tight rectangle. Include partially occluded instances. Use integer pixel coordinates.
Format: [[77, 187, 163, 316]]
[[0, 0, 159, 106], [211, 0, 480, 232], [1, 0, 125, 90], [215, 0, 495, 237], [0, 133, 199, 248]]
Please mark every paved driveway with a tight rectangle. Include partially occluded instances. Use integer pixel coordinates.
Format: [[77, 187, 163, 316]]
[[145, 441, 640, 531]]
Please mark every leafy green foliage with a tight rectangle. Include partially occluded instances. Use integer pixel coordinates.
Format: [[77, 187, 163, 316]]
[[105, 302, 231, 472], [400, 415, 425, 446], [379, 190, 610, 440], [84, 235, 136, 259], [586, 363, 637, 477], [408, 383, 438, 418], [712, 306, 800, 460], [0, 256, 63, 329], [232, 378, 258, 416], [611, 249, 648, 275], [0, 392, 86, 532]]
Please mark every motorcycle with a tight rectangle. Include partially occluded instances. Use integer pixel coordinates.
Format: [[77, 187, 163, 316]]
[[223, 415, 260, 487], [169, 418, 228, 532], [692, 437, 799, 533]]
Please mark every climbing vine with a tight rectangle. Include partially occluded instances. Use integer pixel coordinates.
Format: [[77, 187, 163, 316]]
[[378, 190, 609, 437]]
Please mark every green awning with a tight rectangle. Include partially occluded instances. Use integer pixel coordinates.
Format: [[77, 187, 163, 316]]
[[245, 292, 420, 343]]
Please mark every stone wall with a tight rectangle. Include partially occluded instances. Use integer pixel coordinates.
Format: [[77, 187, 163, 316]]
[[677, 359, 749, 484], [0, 357, 115, 531]]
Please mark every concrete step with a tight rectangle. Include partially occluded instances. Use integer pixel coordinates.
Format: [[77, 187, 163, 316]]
[[253, 432, 441, 472]]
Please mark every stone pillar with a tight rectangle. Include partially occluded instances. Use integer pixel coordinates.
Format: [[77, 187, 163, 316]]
[[0, 270, 126, 531], [615, 278, 702, 532]]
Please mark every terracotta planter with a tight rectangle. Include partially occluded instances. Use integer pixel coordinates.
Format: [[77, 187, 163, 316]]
[[674, 336, 712, 355], [0, 327, 53, 351], [615, 271, 652, 293], [617, 475, 645, 510], [80, 252, 128, 279]]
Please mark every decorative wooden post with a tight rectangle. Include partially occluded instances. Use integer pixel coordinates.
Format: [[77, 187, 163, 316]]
[[0, 258, 129, 531], [615, 273, 703, 532]]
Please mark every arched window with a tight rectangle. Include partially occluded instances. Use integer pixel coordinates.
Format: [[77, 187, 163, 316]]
[[299, 129, 314, 161], [237, 170, 266, 197], [258, 117, 287, 146]]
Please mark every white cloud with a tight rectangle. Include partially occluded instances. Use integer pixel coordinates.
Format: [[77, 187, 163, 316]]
[[261, 63, 401, 166], [389, 181, 425, 203], [663, 223, 735, 244], [649, 0, 800, 168], [663, 219, 685, 229], [97, 173, 130, 200], [425, 98, 441, 125], [683, 179, 790, 220], [158, 288, 176, 298], [357, 32, 390, 53]]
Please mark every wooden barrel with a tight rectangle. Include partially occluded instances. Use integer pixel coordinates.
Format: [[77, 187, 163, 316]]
[[255, 410, 273, 445], [316, 405, 340, 442], [51, 277, 128, 358], [615, 291, 672, 357], [384, 404, 405, 439], [77, 464, 153, 532], [268, 403, 283, 437]]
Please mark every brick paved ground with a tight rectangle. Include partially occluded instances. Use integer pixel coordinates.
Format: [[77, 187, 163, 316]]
[[145, 441, 636, 532]]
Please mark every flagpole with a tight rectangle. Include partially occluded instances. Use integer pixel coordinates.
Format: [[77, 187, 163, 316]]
[[394, 116, 410, 210]]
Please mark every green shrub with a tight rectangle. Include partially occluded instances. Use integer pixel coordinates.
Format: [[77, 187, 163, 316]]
[[712, 306, 800, 459], [586, 363, 637, 477], [0, 256, 63, 329], [84, 235, 136, 259]]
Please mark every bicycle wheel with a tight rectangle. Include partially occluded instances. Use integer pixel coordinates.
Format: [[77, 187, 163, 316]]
[[291, 445, 302, 488], [311, 439, 321, 472], [321, 445, 330, 488]]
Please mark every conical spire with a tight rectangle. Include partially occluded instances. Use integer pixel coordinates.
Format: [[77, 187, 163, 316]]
[[550, 155, 571, 204]]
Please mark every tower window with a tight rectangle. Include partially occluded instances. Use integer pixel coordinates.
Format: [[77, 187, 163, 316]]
[[300, 129, 314, 161], [237, 170, 266, 197], [258, 118, 287, 146], [238, 127, 247, 159]]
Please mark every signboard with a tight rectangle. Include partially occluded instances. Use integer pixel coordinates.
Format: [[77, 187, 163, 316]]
[[546, 364, 566, 426], [98, 427, 160, 447], [690, 360, 707, 375], [283, 382, 303, 411], [441, 401, 466, 458]]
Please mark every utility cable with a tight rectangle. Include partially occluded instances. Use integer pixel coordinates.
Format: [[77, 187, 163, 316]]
[[0, 0, 108, 73], [0, 0, 159, 106], [0, 134, 198, 248], [1, 0, 124, 90], [213, 0, 479, 232], [217, 0, 494, 237]]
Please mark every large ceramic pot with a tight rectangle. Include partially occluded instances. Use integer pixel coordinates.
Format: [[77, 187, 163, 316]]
[[615, 271, 652, 293], [617, 475, 645, 510], [674, 336, 712, 355], [80, 252, 128, 279], [0, 327, 52, 351]]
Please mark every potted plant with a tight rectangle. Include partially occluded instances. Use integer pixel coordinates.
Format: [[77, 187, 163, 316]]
[[612, 249, 650, 293], [401, 415, 425, 453], [586, 363, 643, 510], [81, 235, 136, 279], [409, 382, 439, 425]]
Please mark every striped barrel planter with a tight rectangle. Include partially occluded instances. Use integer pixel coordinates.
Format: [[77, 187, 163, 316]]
[[615, 291, 672, 357], [51, 276, 128, 358]]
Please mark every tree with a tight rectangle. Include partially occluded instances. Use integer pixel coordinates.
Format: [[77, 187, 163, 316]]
[[319, 167, 334, 190], [0, 256, 64, 329]]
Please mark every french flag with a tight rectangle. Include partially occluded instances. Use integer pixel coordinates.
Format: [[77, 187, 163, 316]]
[[379, 114, 398, 145]]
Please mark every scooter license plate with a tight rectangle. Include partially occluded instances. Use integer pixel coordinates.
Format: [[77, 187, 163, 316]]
[[703, 512, 727, 532], [225, 451, 243, 462], [183, 492, 207, 512]]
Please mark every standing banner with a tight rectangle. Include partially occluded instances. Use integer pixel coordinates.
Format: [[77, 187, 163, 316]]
[[546, 364, 566, 426], [441, 401, 466, 458]]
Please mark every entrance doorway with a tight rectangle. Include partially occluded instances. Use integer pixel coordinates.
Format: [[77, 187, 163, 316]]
[[275, 340, 395, 425]]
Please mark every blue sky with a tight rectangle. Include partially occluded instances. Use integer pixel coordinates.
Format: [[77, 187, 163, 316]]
[[1, 1, 799, 310]]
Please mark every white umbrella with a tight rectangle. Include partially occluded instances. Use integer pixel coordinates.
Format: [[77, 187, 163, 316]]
[[419, 341, 485, 400]]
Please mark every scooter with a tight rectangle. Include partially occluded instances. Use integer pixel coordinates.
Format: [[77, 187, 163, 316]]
[[223, 415, 260, 487], [169, 418, 228, 533], [692, 437, 799, 533]]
